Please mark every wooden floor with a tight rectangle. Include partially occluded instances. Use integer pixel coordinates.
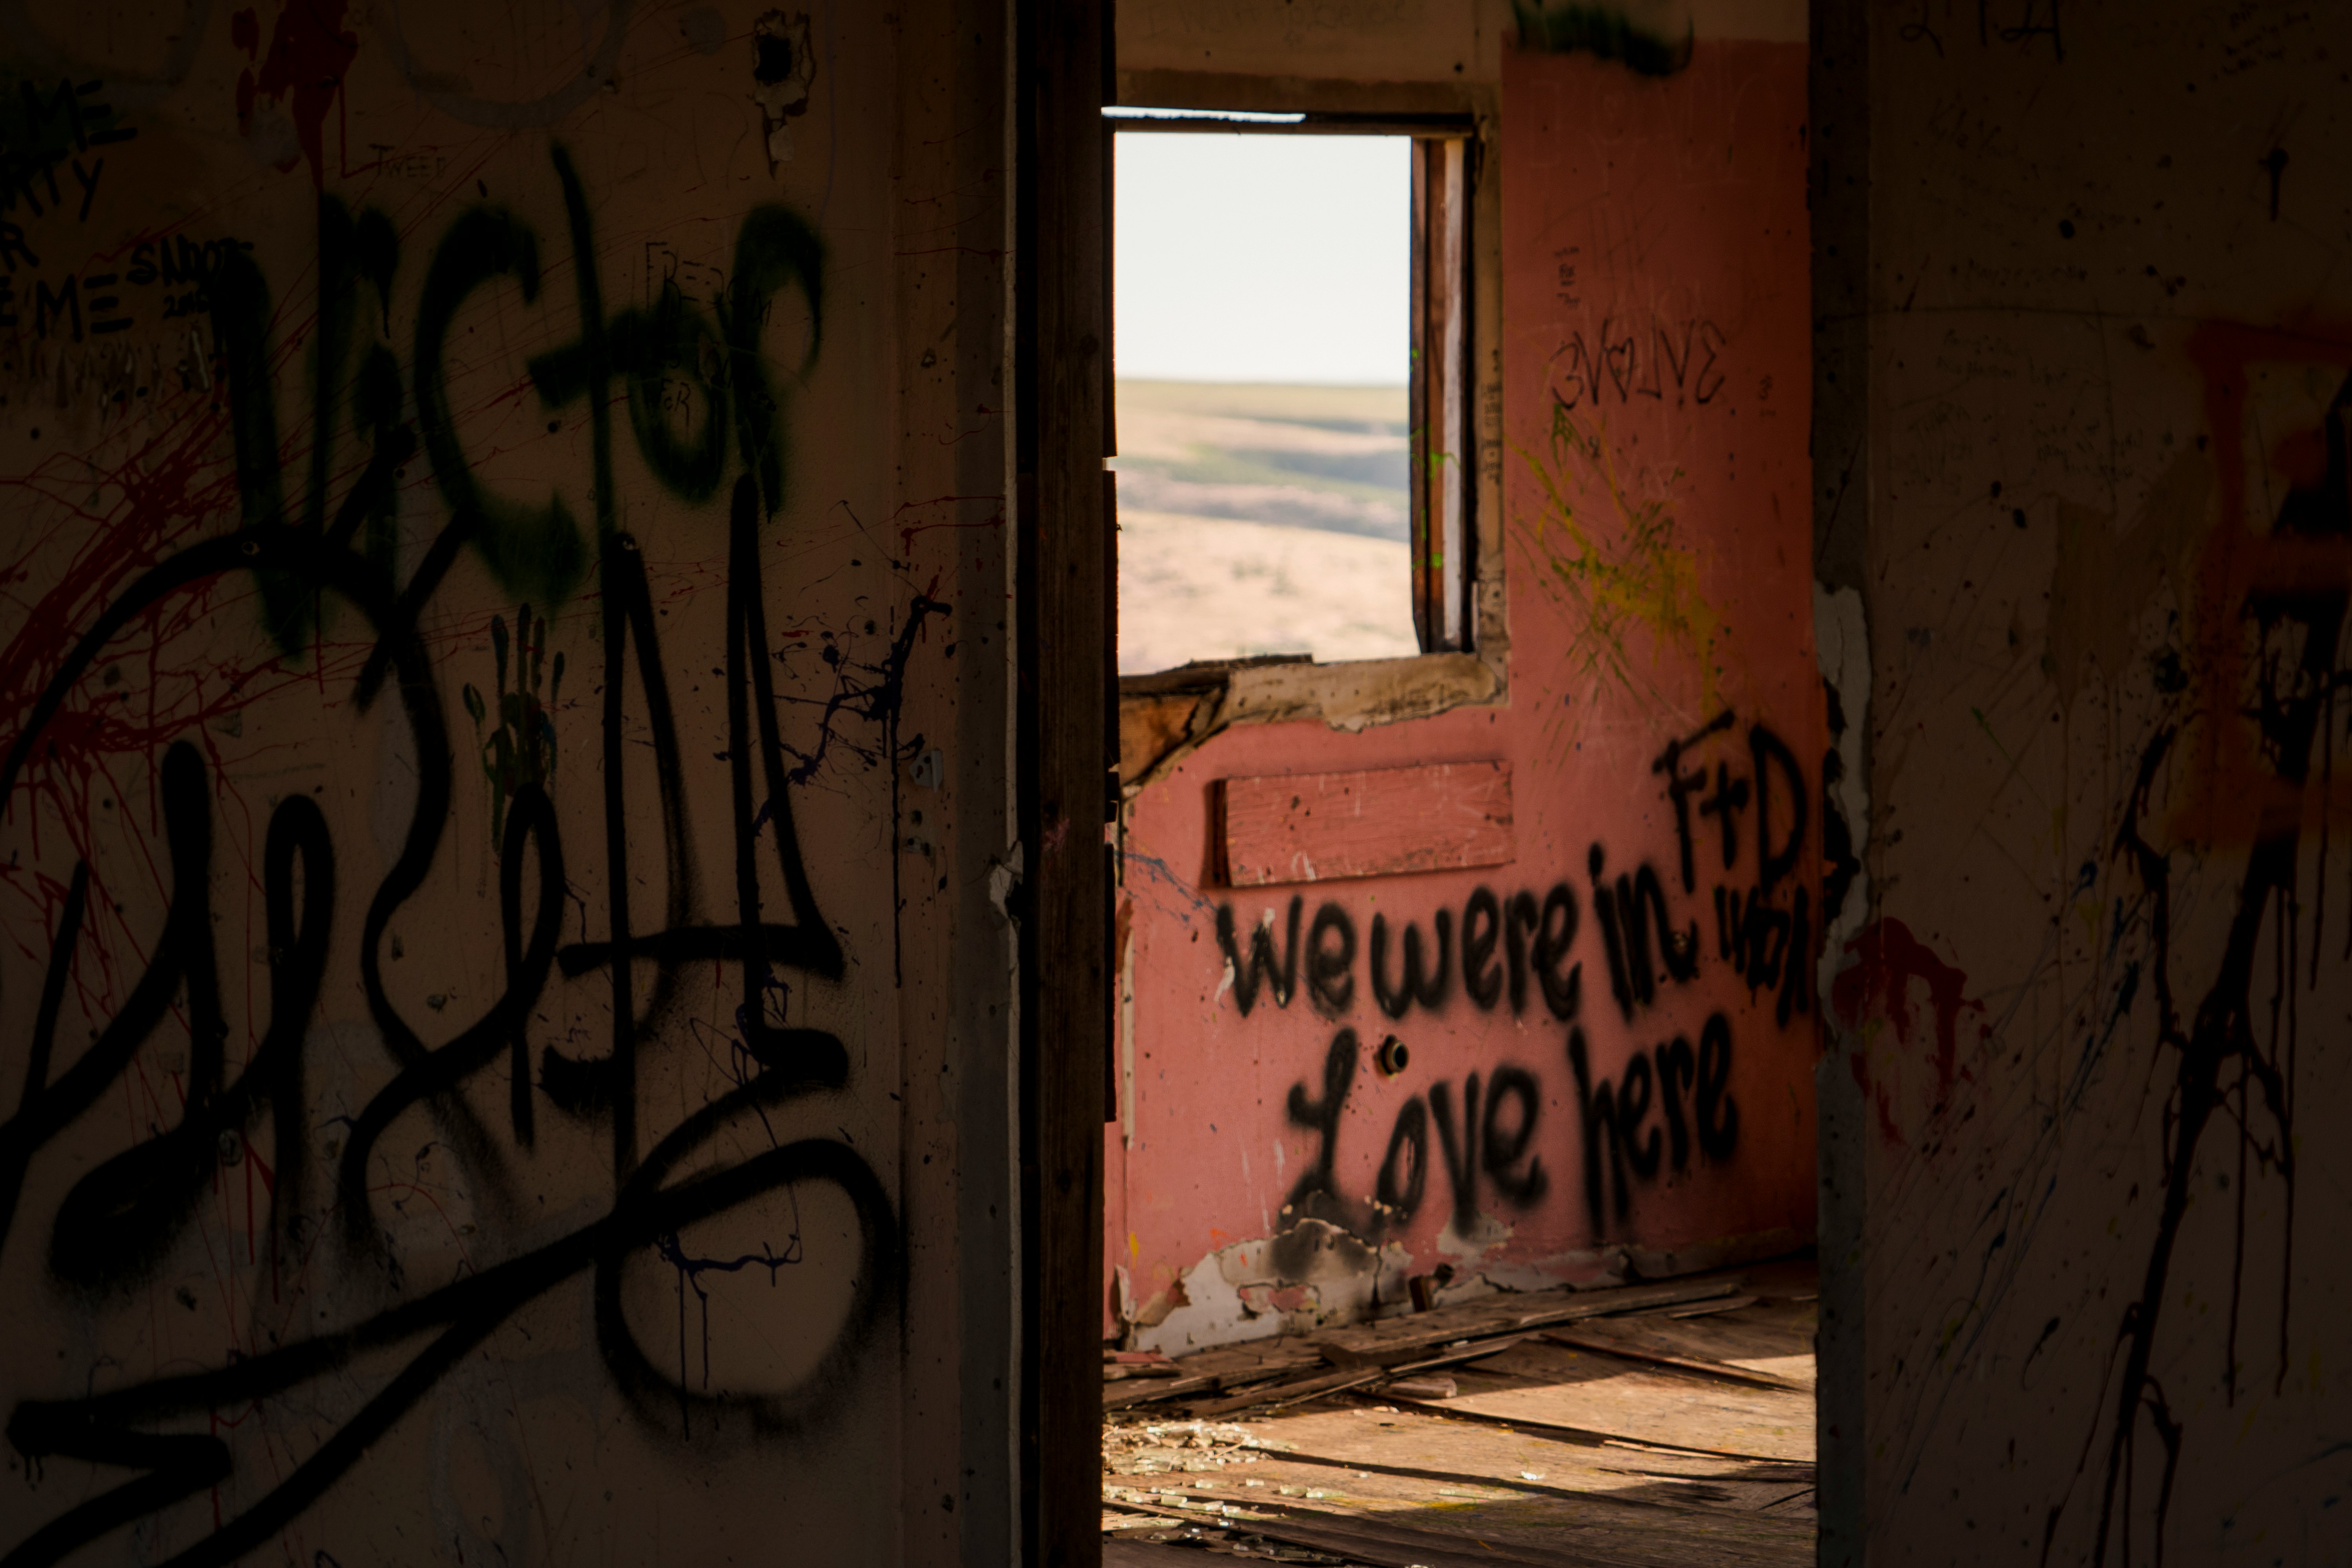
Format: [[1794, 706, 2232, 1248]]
[[1101, 1257, 1817, 1567]]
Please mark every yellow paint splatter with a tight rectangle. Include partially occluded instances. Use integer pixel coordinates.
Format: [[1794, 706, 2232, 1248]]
[[1513, 403, 1726, 715]]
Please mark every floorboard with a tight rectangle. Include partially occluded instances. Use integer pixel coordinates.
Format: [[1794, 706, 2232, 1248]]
[[1101, 1256, 1818, 1566]]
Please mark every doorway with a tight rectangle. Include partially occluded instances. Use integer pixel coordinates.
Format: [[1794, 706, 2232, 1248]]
[[1082, 5, 1825, 1565]]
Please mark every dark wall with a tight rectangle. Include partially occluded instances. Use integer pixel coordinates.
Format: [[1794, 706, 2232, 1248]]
[[1818, 4, 2352, 1562], [0, 4, 1019, 1562]]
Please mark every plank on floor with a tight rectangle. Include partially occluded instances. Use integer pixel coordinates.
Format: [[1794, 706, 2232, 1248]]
[[1566, 1301, 1817, 1387], [1238, 1401, 1815, 1513], [1107, 1402, 1811, 1567], [1108, 1493, 1699, 1568], [1412, 1341, 1812, 1463], [1102, 1540, 1186, 1565], [1226, 1463, 1812, 1565], [1105, 1258, 1822, 1564], [1107, 1481, 1806, 1568], [1112, 1276, 1750, 1410]]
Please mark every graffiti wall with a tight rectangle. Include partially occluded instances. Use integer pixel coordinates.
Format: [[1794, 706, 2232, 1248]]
[[1818, 3, 2352, 1563], [0, 3, 1016, 1563], [1109, 15, 1820, 1351]]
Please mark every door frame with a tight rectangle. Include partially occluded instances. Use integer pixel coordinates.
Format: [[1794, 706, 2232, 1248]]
[[1015, 1, 1114, 1564]]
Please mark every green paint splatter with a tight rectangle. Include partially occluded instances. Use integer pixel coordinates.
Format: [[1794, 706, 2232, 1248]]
[[1515, 402, 1723, 711], [1510, 2, 1694, 74]]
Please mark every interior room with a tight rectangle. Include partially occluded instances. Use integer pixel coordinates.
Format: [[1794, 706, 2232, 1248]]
[[1094, 9, 1825, 1561], [0, 2, 2341, 1566]]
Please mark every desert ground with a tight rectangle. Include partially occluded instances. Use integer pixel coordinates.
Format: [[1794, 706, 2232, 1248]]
[[1112, 381, 1416, 674]]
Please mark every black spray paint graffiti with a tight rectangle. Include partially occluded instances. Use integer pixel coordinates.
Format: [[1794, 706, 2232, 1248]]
[[1275, 1015, 1733, 1242], [1548, 313, 1729, 410], [0, 145, 925, 1567], [1217, 719, 1810, 1031], [461, 604, 563, 846], [1219, 884, 1586, 1026], [0, 73, 143, 346], [1586, 844, 1700, 1019], [1897, 0, 2063, 64], [1428, 1066, 1550, 1234], [1282, 1025, 1358, 1222], [1226, 714, 1798, 1242], [1281, 1026, 1557, 1240], [2043, 368, 2343, 1567], [1568, 1014, 1736, 1230], [1655, 714, 1813, 1026]]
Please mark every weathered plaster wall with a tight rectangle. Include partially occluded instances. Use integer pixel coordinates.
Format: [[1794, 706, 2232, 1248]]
[[0, 3, 1014, 1563], [1111, 20, 1823, 1353], [1820, 4, 2352, 1563]]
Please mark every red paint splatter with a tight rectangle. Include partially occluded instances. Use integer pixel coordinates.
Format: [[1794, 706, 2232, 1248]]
[[893, 493, 1005, 555], [1831, 917, 1985, 1145], [0, 345, 468, 1076], [0, 401, 290, 1077], [248, 0, 359, 188]]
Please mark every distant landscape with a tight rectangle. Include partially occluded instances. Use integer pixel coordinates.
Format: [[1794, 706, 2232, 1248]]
[[1113, 380, 1418, 674]]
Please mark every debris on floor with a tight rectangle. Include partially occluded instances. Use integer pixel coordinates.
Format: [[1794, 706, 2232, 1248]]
[[1102, 1256, 1818, 1567]]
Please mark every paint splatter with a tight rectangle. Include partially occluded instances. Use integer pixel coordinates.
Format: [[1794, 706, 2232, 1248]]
[[1510, 2, 1694, 74], [241, 0, 360, 187], [2040, 359, 2350, 1568], [1514, 403, 1726, 720], [1831, 917, 1985, 1144]]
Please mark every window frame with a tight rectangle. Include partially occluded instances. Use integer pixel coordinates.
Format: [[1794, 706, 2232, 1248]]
[[1411, 131, 1476, 655], [1104, 97, 1507, 795]]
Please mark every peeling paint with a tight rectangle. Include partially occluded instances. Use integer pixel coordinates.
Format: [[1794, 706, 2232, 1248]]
[[1134, 1221, 1414, 1356], [752, 10, 818, 167], [1120, 652, 1505, 798]]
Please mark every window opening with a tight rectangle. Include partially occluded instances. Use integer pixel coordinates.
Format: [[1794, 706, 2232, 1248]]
[[1109, 126, 1472, 677]]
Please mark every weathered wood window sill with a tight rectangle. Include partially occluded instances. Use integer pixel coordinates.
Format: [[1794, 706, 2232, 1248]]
[[1118, 651, 1504, 795]]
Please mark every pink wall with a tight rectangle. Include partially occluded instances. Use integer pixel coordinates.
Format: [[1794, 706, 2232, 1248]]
[[1111, 40, 1824, 1351]]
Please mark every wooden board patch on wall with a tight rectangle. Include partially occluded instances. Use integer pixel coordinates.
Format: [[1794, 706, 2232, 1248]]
[[1221, 761, 1513, 885]]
